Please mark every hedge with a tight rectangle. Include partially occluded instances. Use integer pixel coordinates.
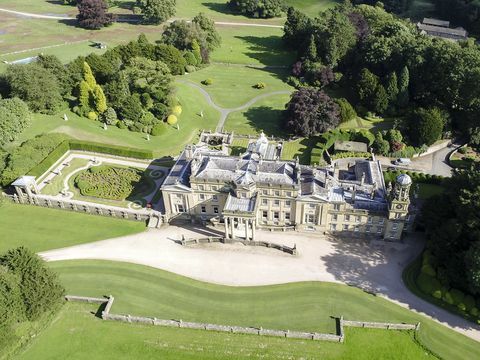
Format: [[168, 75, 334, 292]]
[[68, 140, 154, 159], [383, 170, 445, 185], [331, 152, 371, 160], [26, 140, 154, 179], [28, 140, 70, 178]]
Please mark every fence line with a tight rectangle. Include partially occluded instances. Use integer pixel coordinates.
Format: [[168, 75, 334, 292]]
[[65, 295, 420, 343], [180, 236, 298, 256]]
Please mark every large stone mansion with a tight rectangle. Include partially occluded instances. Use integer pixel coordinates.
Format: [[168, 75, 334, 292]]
[[161, 133, 415, 241]]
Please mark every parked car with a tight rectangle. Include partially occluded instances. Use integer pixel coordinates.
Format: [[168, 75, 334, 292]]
[[393, 158, 411, 166]]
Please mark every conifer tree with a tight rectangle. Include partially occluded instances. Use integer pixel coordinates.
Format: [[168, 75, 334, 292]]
[[191, 39, 202, 65], [397, 66, 410, 108], [385, 71, 399, 103], [307, 35, 317, 61], [94, 84, 107, 113]]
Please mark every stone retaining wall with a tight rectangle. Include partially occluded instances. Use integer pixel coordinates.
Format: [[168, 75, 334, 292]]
[[7, 193, 165, 228], [180, 236, 297, 255], [66, 295, 419, 343]]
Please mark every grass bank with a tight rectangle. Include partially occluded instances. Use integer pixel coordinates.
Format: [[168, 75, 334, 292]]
[[48, 260, 480, 360], [0, 202, 145, 253], [16, 301, 428, 360]]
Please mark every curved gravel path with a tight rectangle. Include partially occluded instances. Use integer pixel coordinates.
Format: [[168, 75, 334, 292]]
[[177, 79, 291, 131]]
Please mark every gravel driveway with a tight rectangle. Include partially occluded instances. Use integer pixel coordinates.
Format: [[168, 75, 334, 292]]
[[40, 226, 480, 342]]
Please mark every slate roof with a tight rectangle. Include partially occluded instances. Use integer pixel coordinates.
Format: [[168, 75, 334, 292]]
[[423, 18, 450, 27]]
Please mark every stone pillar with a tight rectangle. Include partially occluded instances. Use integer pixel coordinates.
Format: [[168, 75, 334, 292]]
[[251, 220, 256, 241], [230, 217, 234, 239], [224, 217, 229, 239], [245, 218, 249, 240]]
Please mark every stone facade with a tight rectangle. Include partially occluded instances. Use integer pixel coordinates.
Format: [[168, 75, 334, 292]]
[[161, 134, 415, 241]]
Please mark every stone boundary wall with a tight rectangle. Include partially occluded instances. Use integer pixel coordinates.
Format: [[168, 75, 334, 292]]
[[6, 193, 165, 227], [340, 319, 420, 331], [180, 236, 298, 256], [65, 295, 420, 343]]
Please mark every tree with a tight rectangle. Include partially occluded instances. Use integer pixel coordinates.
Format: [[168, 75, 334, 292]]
[[357, 68, 388, 114], [6, 64, 63, 114], [161, 20, 204, 51], [228, 0, 285, 18], [306, 35, 317, 61], [191, 39, 202, 65], [0, 98, 31, 146], [397, 66, 409, 108], [385, 71, 399, 104], [0, 266, 25, 331], [373, 131, 390, 155], [77, 62, 107, 114], [153, 44, 187, 75], [135, 0, 176, 24], [77, 0, 115, 29], [37, 55, 70, 96], [192, 12, 221, 51], [100, 107, 118, 125], [0, 247, 64, 320], [283, 7, 311, 49], [409, 107, 445, 146], [284, 87, 340, 137], [465, 241, 480, 294], [336, 98, 357, 123]]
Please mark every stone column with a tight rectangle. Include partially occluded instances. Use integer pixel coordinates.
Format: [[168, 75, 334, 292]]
[[251, 220, 256, 240], [230, 217, 234, 239], [245, 218, 249, 240], [224, 217, 229, 239]]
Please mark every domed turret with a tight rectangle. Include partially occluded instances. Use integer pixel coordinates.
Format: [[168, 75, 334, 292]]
[[396, 174, 412, 186]]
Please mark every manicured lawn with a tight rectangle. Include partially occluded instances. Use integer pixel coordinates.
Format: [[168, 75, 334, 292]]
[[183, 65, 293, 109], [211, 26, 296, 66], [224, 93, 291, 135], [40, 158, 90, 196], [281, 137, 320, 165], [6, 82, 218, 158], [0, 203, 145, 253], [16, 302, 429, 360], [48, 260, 480, 360]]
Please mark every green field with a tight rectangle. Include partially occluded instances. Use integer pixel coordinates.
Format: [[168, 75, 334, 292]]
[[16, 302, 429, 360], [44, 260, 480, 360], [184, 65, 293, 109], [0, 203, 145, 253]]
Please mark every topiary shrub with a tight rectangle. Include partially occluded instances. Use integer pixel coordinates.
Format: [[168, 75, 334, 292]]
[[421, 264, 437, 277], [458, 147, 468, 154], [167, 114, 178, 125], [254, 82, 266, 89], [432, 289, 442, 299], [450, 289, 465, 305], [457, 303, 466, 311], [117, 121, 127, 129], [443, 291, 454, 305], [470, 307, 479, 317], [201, 78, 213, 86], [87, 111, 98, 121]]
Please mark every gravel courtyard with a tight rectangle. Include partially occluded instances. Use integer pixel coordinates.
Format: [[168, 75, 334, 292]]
[[40, 226, 480, 342]]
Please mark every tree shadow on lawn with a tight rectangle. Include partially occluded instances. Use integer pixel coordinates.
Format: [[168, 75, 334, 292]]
[[321, 233, 480, 331], [202, 2, 238, 16], [241, 106, 288, 137], [235, 35, 296, 67]]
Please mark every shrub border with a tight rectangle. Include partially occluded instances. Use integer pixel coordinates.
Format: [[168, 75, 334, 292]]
[[402, 253, 479, 325]]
